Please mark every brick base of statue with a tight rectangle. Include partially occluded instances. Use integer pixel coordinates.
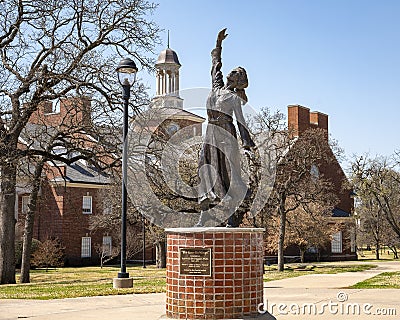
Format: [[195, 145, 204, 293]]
[[165, 227, 264, 319]]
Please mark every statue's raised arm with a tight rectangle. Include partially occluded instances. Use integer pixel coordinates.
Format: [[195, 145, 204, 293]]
[[211, 28, 228, 89]]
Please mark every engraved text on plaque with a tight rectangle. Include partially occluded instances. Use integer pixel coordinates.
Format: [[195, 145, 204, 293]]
[[179, 248, 212, 276]]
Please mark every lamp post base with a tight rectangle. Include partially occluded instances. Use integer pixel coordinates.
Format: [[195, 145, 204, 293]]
[[113, 277, 133, 288], [118, 272, 130, 278]]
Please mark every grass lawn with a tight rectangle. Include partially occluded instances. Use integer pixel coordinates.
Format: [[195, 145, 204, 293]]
[[263, 264, 377, 282], [357, 246, 399, 262], [0, 265, 166, 300], [350, 271, 400, 289], [0, 263, 376, 300]]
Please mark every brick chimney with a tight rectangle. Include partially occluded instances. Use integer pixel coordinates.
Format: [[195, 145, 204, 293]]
[[310, 111, 328, 131], [288, 105, 328, 138]]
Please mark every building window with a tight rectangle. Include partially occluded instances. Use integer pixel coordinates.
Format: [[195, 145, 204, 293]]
[[102, 236, 112, 256], [310, 164, 320, 180], [22, 195, 30, 214], [15, 195, 18, 221], [82, 196, 92, 214], [350, 232, 356, 253], [81, 237, 91, 258], [331, 231, 342, 253]]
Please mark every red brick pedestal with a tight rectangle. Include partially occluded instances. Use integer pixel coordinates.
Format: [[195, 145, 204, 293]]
[[165, 227, 264, 319]]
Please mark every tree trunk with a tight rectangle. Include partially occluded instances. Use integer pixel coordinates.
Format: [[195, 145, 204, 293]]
[[20, 209, 34, 283], [375, 242, 380, 260], [155, 240, 166, 268], [388, 245, 398, 259], [300, 248, 305, 263], [20, 161, 44, 283], [277, 203, 286, 272], [0, 163, 17, 284]]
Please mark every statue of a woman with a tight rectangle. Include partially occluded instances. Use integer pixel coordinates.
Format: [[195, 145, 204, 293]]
[[198, 28, 255, 227]]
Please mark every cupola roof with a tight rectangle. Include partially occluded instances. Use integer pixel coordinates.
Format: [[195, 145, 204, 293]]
[[156, 48, 181, 66]]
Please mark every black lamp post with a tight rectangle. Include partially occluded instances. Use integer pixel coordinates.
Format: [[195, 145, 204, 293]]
[[116, 58, 138, 279], [143, 215, 146, 268]]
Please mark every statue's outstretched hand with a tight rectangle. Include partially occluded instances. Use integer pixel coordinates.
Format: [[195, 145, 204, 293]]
[[216, 28, 228, 47]]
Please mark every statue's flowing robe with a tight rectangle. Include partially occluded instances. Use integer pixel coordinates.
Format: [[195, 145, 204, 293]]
[[198, 47, 254, 205]]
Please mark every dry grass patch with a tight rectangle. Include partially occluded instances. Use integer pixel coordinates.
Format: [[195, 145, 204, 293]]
[[0, 265, 166, 300]]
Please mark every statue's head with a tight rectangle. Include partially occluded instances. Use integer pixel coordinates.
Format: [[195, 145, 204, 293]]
[[227, 67, 248, 104], [227, 67, 248, 89]]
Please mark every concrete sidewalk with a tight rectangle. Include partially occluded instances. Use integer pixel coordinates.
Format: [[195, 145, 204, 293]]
[[0, 261, 399, 320], [264, 260, 399, 289], [0, 293, 166, 320]]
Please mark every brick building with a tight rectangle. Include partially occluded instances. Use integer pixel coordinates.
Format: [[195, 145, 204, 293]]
[[16, 97, 112, 266], [266, 105, 356, 262], [15, 46, 204, 266]]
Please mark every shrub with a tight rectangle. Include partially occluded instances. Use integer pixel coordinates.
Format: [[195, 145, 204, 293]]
[[31, 238, 65, 271]]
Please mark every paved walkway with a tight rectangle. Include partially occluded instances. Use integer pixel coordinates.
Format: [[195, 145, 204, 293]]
[[0, 261, 399, 320], [262, 261, 400, 319], [264, 260, 400, 289]]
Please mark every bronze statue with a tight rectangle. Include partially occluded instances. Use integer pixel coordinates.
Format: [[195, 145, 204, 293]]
[[198, 28, 255, 227]]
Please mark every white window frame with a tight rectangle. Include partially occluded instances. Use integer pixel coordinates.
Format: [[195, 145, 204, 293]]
[[81, 237, 92, 258], [310, 164, 320, 180], [22, 195, 30, 214], [15, 194, 18, 220], [102, 236, 112, 256], [82, 196, 92, 214], [350, 232, 356, 253], [331, 231, 343, 253]]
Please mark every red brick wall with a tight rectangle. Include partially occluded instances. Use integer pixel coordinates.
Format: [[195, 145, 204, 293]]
[[29, 182, 105, 266], [287, 104, 353, 214], [166, 228, 264, 319], [61, 187, 102, 265], [28, 97, 92, 127], [319, 148, 353, 214]]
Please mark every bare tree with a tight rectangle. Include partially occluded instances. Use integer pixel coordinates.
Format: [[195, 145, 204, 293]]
[[356, 197, 386, 259], [31, 238, 64, 271], [266, 165, 338, 269], [0, 0, 160, 284], [18, 158, 46, 283], [90, 179, 160, 265], [95, 242, 119, 269], [266, 200, 337, 263], [351, 154, 400, 259], [249, 108, 342, 271]]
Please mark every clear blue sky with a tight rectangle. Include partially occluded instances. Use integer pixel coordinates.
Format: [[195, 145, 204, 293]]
[[140, 0, 400, 163]]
